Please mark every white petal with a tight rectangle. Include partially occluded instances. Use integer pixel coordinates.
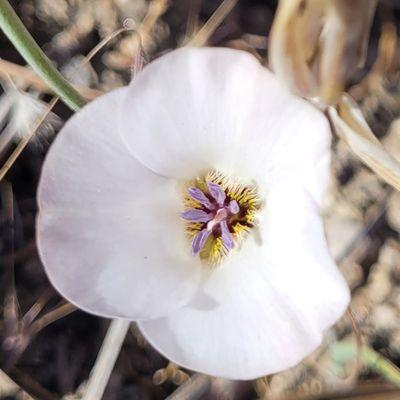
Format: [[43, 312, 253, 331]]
[[37, 87, 202, 320], [139, 186, 349, 379], [120, 47, 330, 203]]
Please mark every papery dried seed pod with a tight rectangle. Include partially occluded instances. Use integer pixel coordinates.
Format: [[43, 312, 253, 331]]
[[270, 0, 377, 104], [318, 0, 377, 104], [171, 370, 189, 386], [152, 368, 168, 385], [269, 0, 321, 97]]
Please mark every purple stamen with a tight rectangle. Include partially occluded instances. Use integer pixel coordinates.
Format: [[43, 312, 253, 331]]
[[207, 181, 226, 206], [228, 200, 239, 214], [180, 209, 212, 223], [220, 221, 234, 249], [188, 187, 214, 209], [192, 229, 212, 255]]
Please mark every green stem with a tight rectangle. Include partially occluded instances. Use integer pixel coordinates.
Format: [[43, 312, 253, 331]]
[[0, 0, 86, 110], [331, 341, 400, 387]]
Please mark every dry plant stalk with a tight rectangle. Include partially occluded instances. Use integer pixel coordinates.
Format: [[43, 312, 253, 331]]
[[82, 319, 130, 400], [269, 0, 377, 104]]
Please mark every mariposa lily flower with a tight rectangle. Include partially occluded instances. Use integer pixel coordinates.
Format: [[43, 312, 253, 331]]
[[37, 47, 350, 380]]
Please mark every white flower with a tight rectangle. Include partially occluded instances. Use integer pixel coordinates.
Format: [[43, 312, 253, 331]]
[[37, 47, 350, 380]]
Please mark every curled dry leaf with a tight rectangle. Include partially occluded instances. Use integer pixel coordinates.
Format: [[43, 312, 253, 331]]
[[328, 94, 400, 192], [269, 0, 377, 104]]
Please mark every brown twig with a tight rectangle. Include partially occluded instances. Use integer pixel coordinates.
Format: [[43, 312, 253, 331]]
[[29, 302, 76, 335], [21, 288, 54, 327]]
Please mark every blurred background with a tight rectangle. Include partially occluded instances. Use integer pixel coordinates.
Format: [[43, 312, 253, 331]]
[[1, 0, 400, 399]]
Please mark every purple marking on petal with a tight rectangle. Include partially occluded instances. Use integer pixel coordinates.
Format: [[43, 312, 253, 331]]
[[228, 200, 240, 214], [191, 229, 212, 255], [188, 187, 213, 209], [206, 181, 226, 206], [180, 209, 212, 223], [220, 221, 234, 250]]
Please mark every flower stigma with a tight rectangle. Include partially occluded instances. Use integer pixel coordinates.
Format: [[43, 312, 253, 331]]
[[180, 170, 262, 266]]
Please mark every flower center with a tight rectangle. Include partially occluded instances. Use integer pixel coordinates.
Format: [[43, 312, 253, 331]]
[[180, 170, 261, 265]]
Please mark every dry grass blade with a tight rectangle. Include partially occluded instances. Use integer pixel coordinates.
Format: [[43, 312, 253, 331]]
[[139, 0, 168, 45], [185, 0, 201, 41], [21, 288, 53, 326], [29, 302, 76, 335], [328, 94, 400, 192], [82, 319, 130, 400], [188, 0, 238, 47], [0, 96, 58, 181]]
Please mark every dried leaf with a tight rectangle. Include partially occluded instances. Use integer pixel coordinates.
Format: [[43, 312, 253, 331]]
[[319, 0, 378, 103], [269, 0, 377, 104], [269, 0, 321, 97], [329, 94, 400, 192]]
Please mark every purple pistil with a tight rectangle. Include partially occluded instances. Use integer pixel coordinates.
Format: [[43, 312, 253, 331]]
[[181, 183, 240, 255]]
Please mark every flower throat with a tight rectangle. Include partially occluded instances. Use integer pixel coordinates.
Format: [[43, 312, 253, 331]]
[[181, 170, 261, 266]]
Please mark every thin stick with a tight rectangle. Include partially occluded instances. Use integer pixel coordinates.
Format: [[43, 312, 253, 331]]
[[29, 302, 76, 335], [82, 319, 130, 400], [0, 96, 58, 181], [21, 288, 53, 327], [188, 0, 238, 47]]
